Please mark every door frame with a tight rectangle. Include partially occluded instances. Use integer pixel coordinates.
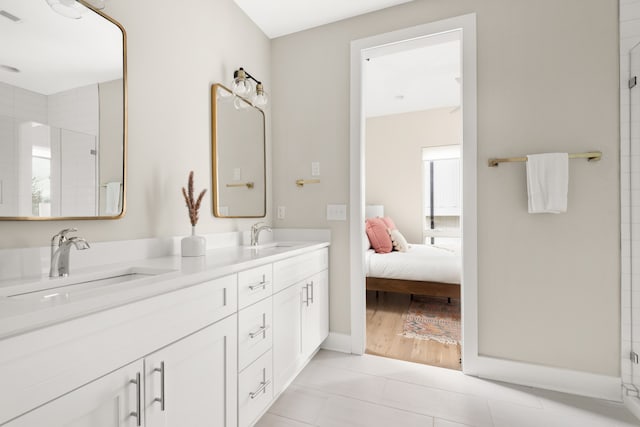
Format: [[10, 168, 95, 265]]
[[348, 13, 479, 374]]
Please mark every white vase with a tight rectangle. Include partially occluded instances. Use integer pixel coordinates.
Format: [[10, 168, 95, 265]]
[[181, 226, 206, 257]]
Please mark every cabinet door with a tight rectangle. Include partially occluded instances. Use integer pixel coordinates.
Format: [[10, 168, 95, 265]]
[[145, 314, 238, 427], [302, 270, 329, 359], [272, 283, 304, 395], [5, 360, 144, 427]]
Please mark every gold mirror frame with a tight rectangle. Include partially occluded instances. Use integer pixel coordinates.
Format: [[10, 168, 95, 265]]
[[0, 0, 127, 221], [211, 83, 266, 218]]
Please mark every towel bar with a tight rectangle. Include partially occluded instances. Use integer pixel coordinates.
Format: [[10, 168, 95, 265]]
[[488, 151, 601, 167]]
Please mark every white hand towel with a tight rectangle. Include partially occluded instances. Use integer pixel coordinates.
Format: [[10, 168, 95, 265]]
[[526, 153, 568, 214], [105, 182, 121, 215]]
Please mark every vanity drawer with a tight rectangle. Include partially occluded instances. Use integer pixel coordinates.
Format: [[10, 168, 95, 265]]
[[238, 350, 273, 427], [238, 297, 273, 371], [238, 264, 273, 309], [273, 248, 328, 293]]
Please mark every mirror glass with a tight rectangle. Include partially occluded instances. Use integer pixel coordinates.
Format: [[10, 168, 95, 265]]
[[0, 0, 126, 219], [211, 84, 266, 218]]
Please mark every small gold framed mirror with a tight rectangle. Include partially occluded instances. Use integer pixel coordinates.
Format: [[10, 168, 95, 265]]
[[211, 83, 266, 218]]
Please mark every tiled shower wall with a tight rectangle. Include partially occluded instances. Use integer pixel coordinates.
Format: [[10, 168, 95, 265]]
[[621, 0, 640, 398]]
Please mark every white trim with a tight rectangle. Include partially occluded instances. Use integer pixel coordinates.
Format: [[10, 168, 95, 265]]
[[624, 395, 640, 421], [349, 14, 478, 364], [321, 332, 352, 353], [475, 356, 621, 402]]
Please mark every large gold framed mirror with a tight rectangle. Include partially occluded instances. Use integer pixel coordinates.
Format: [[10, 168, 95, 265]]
[[211, 83, 266, 218], [0, 0, 126, 220]]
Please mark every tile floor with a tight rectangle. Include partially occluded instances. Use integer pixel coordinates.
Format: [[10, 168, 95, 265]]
[[255, 350, 640, 427]]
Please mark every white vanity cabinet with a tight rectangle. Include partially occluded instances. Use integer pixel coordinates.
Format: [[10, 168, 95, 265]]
[[0, 242, 330, 427], [5, 316, 238, 427], [4, 360, 144, 427], [144, 314, 238, 427], [0, 274, 238, 427], [237, 264, 274, 427], [272, 249, 329, 395]]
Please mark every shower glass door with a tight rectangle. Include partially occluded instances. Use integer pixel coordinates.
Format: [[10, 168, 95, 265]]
[[626, 42, 640, 395]]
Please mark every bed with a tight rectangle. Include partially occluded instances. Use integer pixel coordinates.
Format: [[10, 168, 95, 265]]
[[365, 243, 461, 299]]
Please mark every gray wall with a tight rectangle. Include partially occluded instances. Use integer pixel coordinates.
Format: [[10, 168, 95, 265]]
[[271, 0, 620, 376]]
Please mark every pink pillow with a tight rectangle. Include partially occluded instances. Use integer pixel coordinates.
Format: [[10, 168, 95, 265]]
[[366, 218, 393, 253], [380, 216, 396, 230]]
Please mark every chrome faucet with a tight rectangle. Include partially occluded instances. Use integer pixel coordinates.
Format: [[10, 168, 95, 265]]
[[49, 228, 90, 278], [250, 222, 272, 246]]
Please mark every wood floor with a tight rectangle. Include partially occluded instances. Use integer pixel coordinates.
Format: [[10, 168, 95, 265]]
[[365, 291, 461, 370]]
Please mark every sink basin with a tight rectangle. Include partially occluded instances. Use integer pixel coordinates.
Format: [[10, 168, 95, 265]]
[[6, 266, 176, 302], [244, 242, 298, 251]]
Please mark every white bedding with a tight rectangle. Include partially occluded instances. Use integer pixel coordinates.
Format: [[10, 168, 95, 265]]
[[365, 244, 461, 284]]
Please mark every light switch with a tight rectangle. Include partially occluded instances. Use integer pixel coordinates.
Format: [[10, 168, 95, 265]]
[[311, 162, 320, 177], [233, 168, 241, 181], [277, 206, 286, 220], [326, 204, 347, 221]]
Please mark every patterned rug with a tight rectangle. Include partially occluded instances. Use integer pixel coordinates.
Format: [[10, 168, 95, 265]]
[[400, 296, 461, 345]]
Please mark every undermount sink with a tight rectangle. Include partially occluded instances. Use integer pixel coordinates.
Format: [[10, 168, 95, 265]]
[[6, 266, 176, 303], [244, 242, 298, 251]]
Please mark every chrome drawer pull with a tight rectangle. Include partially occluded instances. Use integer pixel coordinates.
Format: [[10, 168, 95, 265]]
[[249, 274, 270, 291], [129, 373, 141, 426], [153, 361, 165, 411], [309, 280, 314, 304], [249, 324, 270, 339], [249, 379, 271, 399]]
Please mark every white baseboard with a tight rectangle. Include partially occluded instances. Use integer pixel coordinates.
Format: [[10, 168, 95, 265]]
[[624, 394, 640, 421], [474, 355, 622, 402], [321, 332, 352, 353]]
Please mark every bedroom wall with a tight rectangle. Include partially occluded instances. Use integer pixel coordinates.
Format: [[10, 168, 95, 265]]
[[366, 108, 461, 244], [0, 0, 271, 249], [272, 0, 620, 376]]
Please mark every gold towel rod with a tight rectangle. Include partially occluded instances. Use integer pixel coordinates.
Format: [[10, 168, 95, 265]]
[[296, 179, 320, 187], [226, 182, 254, 189], [488, 151, 602, 167]]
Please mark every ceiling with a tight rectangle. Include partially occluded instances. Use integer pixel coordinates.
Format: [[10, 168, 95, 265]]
[[233, 0, 460, 118], [364, 31, 461, 118], [232, 0, 414, 39]]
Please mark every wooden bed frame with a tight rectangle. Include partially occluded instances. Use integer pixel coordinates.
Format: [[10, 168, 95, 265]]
[[366, 277, 460, 299]]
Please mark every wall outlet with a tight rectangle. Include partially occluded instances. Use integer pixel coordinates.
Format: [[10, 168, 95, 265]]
[[326, 204, 347, 221], [311, 161, 320, 177], [277, 206, 286, 220]]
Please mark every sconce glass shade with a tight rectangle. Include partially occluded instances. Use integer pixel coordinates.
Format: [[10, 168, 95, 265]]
[[251, 83, 268, 108], [45, 0, 86, 19], [232, 68, 251, 96]]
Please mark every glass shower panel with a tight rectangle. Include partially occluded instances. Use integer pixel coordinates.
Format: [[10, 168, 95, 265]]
[[627, 42, 640, 394]]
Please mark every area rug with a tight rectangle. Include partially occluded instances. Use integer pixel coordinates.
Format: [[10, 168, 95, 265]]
[[400, 296, 461, 344]]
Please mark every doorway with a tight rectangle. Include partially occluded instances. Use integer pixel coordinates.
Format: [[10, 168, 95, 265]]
[[362, 32, 462, 369], [349, 14, 478, 374]]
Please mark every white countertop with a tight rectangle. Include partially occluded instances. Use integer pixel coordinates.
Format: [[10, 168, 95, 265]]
[[0, 241, 329, 341]]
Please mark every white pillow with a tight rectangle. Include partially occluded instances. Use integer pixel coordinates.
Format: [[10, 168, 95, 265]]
[[389, 229, 409, 252]]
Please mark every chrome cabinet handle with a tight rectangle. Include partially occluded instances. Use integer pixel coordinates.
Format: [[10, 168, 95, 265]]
[[129, 373, 141, 426], [302, 284, 309, 307], [153, 361, 166, 411], [309, 280, 314, 304], [249, 379, 271, 399], [249, 324, 270, 339], [249, 274, 270, 291]]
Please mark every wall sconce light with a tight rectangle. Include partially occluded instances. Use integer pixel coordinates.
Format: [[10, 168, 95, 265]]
[[231, 67, 268, 108]]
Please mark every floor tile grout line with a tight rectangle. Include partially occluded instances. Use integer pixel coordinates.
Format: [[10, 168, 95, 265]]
[[311, 356, 545, 410], [264, 411, 315, 426], [290, 381, 490, 426]]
